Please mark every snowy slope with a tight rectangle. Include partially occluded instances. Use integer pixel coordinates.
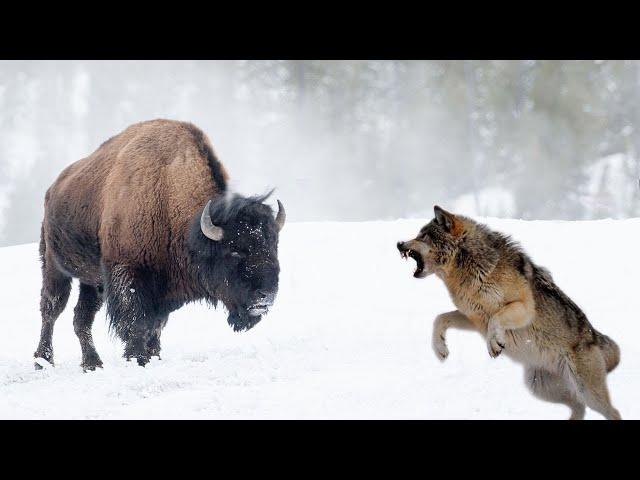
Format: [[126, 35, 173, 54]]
[[1, 218, 638, 419]]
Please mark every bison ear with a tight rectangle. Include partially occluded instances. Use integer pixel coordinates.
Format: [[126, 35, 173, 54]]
[[434, 205, 456, 233]]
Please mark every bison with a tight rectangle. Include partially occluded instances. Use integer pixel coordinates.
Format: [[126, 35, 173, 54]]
[[34, 119, 285, 370]]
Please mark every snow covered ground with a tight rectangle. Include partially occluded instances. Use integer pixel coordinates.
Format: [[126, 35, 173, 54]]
[[1, 218, 638, 419]]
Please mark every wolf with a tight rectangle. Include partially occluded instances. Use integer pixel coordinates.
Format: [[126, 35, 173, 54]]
[[397, 206, 621, 420]]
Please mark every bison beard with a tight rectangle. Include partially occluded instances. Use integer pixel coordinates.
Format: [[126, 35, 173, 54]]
[[227, 310, 262, 332]]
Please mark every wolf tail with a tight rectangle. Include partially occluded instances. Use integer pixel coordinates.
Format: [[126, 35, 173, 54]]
[[596, 332, 620, 373]]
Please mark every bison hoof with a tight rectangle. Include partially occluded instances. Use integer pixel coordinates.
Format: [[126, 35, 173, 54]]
[[34, 356, 54, 370], [147, 347, 162, 359], [124, 355, 149, 366], [82, 351, 103, 372], [82, 364, 103, 372], [34, 362, 48, 371], [82, 360, 104, 372], [136, 355, 151, 367]]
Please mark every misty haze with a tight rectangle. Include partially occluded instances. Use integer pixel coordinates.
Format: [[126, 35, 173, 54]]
[[2, 60, 640, 420], [1, 60, 639, 247]]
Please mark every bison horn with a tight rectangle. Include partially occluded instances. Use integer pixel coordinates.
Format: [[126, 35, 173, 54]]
[[275, 199, 286, 232], [200, 200, 224, 241]]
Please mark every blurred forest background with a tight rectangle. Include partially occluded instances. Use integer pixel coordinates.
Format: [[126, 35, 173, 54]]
[[1, 60, 639, 247]]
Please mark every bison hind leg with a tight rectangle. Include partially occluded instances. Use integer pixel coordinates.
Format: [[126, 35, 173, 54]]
[[74, 283, 104, 371], [35, 252, 72, 369]]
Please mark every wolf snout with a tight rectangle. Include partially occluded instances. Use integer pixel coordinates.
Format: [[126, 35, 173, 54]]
[[397, 241, 412, 260]]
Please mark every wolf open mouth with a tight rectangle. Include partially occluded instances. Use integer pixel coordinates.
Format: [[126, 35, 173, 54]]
[[401, 249, 426, 278]]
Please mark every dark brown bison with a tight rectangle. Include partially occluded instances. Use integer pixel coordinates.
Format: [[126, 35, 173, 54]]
[[34, 119, 285, 370]]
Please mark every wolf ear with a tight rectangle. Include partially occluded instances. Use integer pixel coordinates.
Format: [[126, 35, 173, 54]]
[[434, 205, 455, 233]]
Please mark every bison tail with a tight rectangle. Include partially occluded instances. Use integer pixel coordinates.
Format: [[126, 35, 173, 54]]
[[39, 222, 46, 263]]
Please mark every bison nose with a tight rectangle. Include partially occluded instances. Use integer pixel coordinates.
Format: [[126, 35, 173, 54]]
[[397, 241, 405, 251], [257, 290, 276, 305]]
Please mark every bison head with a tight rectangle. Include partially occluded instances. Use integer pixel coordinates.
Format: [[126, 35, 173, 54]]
[[189, 192, 285, 332]]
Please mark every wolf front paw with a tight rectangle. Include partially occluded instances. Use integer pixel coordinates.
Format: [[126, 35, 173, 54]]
[[432, 333, 449, 361], [487, 329, 505, 358]]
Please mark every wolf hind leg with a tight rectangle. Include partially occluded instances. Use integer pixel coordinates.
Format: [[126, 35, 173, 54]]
[[570, 348, 621, 420], [525, 367, 585, 420]]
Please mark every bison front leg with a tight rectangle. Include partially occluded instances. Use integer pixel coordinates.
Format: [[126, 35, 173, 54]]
[[146, 314, 168, 359], [104, 264, 161, 367], [123, 324, 153, 366]]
